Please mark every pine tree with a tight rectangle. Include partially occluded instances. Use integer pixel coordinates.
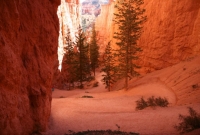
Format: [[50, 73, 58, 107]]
[[75, 26, 90, 88], [63, 27, 79, 89], [101, 41, 117, 91], [89, 23, 100, 77], [113, 0, 146, 90]]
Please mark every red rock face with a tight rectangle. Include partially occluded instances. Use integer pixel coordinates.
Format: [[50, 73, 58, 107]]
[[0, 0, 60, 134], [96, 0, 200, 74], [95, 2, 115, 54], [137, 0, 200, 73]]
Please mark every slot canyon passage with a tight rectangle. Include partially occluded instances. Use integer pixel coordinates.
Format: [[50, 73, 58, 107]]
[[0, 0, 200, 135]]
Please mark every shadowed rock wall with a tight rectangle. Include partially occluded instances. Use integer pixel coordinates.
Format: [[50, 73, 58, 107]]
[[0, 0, 60, 134]]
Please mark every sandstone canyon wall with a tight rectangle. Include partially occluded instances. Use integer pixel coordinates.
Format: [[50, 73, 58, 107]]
[[137, 0, 200, 74], [96, 0, 200, 74], [0, 0, 60, 134], [95, 1, 115, 54]]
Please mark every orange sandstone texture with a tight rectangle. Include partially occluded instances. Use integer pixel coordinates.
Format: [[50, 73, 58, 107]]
[[96, 0, 200, 74], [95, 1, 115, 54], [0, 0, 60, 135], [137, 0, 200, 74]]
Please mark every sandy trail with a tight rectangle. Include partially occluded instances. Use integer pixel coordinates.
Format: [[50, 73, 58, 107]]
[[46, 80, 184, 135], [47, 85, 199, 135], [45, 56, 200, 135]]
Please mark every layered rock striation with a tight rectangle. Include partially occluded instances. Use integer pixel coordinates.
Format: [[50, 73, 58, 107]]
[[0, 0, 60, 134]]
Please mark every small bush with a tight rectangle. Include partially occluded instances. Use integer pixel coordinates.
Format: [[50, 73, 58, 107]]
[[65, 129, 139, 135], [93, 82, 99, 87], [154, 97, 169, 107], [147, 96, 156, 107], [136, 96, 169, 110], [136, 97, 148, 110], [81, 95, 93, 98], [174, 107, 200, 133]]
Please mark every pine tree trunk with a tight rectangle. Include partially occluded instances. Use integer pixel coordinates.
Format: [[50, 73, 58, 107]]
[[80, 43, 83, 88], [125, 42, 129, 91]]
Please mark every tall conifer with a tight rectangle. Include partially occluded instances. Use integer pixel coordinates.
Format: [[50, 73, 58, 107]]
[[89, 23, 100, 77], [75, 26, 90, 88], [101, 41, 117, 91], [113, 0, 146, 90], [64, 27, 79, 89]]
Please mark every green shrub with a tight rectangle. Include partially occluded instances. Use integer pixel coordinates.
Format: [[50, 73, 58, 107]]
[[136, 97, 148, 110], [147, 96, 156, 107], [65, 129, 139, 135], [154, 97, 169, 107], [136, 96, 169, 110], [174, 107, 200, 133], [81, 95, 94, 98]]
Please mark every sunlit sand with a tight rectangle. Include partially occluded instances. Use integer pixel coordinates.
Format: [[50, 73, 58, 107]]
[[45, 56, 200, 135]]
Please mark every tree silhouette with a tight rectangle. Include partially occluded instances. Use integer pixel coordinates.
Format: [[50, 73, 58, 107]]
[[113, 0, 146, 90], [75, 26, 90, 88], [63, 27, 79, 89], [89, 23, 100, 77], [101, 41, 117, 91]]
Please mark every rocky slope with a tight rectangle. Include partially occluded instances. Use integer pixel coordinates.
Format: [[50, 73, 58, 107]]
[[127, 56, 200, 105], [0, 0, 60, 134]]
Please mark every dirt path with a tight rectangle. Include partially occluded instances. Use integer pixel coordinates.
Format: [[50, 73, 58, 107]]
[[45, 57, 200, 135], [46, 74, 181, 135], [46, 85, 199, 135]]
